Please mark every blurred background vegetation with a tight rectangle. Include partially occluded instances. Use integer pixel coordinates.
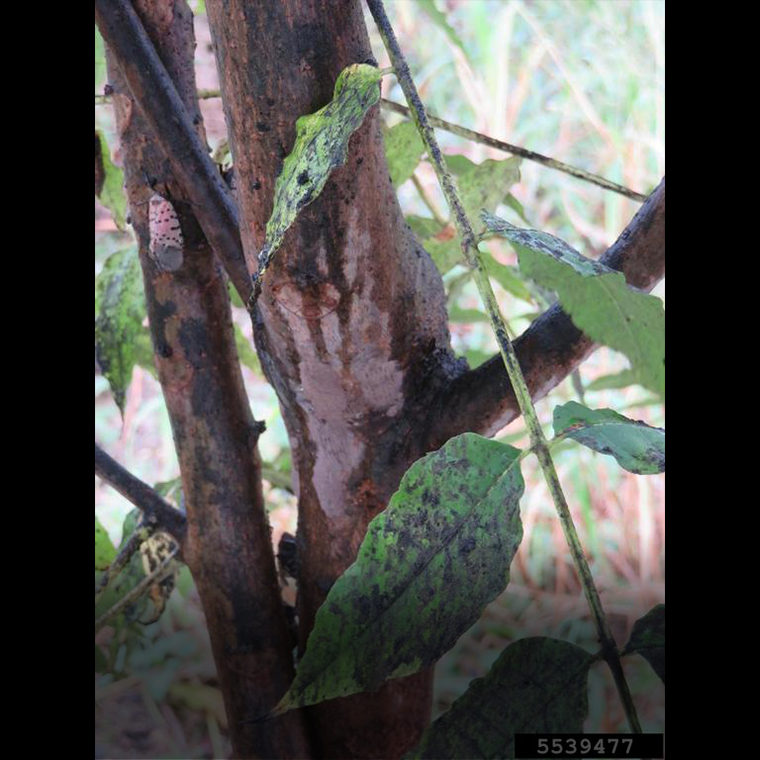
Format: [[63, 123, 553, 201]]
[[96, 1, 664, 756]]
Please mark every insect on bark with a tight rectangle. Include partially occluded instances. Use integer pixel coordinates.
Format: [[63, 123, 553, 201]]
[[148, 194, 184, 272]]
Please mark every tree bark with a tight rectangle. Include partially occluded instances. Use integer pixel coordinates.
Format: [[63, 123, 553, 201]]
[[101, 2, 311, 757], [98, 1, 665, 756], [204, 1, 466, 756], [425, 177, 665, 448]]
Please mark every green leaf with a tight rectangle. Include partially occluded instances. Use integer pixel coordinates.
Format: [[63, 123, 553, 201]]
[[458, 158, 521, 226], [482, 251, 532, 302], [407, 637, 594, 759], [95, 516, 116, 571], [228, 280, 245, 309], [504, 193, 530, 224], [483, 212, 665, 398], [623, 604, 664, 683], [234, 324, 261, 373], [273, 433, 524, 713], [95, 247, 146, 414], [444, 154, 477, 177], [553, 401, 664, 475], [406, 216, 463, 275], [95, 511, 178, 625], [426, 236, 463, 275], [406, 215, 445, 240], [448, 305, 489, 324], [95, 129, 127, 230], [259, 64, 384, 270], [384, 121, 425, 187], [418, 0, 471, 63], [133, 328, 157, 378], [95, 26, 106, 92], [153, 477, 182, 501], [585, 368, 639, 392]]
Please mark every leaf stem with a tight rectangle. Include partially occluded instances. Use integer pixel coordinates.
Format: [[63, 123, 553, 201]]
[[367, 0, 642, 734]]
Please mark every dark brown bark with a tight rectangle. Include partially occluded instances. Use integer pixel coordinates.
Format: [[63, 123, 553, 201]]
[[95, 0, 252, 304], [424, 177, 665, 448], [97, 1, 665, 756], [95, 442, 187, 544], [100, 2, 311, 757], [204, 1, 461, 756]]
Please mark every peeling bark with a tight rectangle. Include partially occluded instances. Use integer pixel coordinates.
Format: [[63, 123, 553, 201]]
[[102, 2, 311, 757], [204, 1, 464, 756]]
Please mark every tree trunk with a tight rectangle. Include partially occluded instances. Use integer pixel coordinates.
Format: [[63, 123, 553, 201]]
[[102, 2, 311, 756], [98, 1, 665, 756], [205, 1, 465, 756]]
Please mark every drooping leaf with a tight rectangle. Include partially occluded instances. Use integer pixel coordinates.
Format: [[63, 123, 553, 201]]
[[272, 433, 524, 714], [483, 212, 665, 398], [384, 120, 425, 187], [407, 637, 594, 759], [95, 247, 146, 414], [95, 129, 127, 230], [623, 604, 664, 683], [95, 516, 116, 571], [553, 401, 664, 475], [458, 157, 521, 225], [585, 368, 639, 392], [418, 0, 471, 63], [258, 64, 384, 274]]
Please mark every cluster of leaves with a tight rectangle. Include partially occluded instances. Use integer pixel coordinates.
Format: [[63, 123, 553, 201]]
[[95, 507, 180, 676], [96, 38, 664, 751], [248, 62, 665, 754]]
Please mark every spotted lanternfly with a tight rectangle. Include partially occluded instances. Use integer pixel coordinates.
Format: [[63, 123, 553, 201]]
[[148, 193, 184, 272]]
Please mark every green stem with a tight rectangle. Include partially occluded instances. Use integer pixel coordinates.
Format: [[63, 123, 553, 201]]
[[367, 0, 642, 734]]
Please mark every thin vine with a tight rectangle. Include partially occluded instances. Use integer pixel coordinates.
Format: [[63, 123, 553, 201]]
[[366, 0, 642, 734]]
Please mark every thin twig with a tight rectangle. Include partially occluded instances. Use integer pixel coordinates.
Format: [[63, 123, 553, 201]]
[[381, 99, 647, 202], [95, 548, 178, 632], [95, 442, 187, 543], [367, 0, 642, 734], [95, 90, 647, 202]]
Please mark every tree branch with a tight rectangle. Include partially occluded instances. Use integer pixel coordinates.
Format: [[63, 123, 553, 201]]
[[95, 442, 187, 544], [425, 176, 665, 450], [94, 0, 252, 304], [380, 99, 649, 203], [97, 89, 647, 202]]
